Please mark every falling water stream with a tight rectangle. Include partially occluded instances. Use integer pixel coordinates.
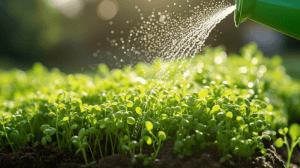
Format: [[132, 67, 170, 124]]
[[96, 0, 236, 80], [153, 4, 236, 80]]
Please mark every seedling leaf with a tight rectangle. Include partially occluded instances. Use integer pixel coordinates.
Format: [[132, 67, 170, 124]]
[[143, 136, 152, 145], [145, 121, 153, 131], [127, 101, 133, 107], [127, 117, 136, 125], [136, 107, 142, 114], [289, 123, 300, 141], [212, 105, 220, 112], [275, 138, 284, 148], [158, 131, 166, 141]]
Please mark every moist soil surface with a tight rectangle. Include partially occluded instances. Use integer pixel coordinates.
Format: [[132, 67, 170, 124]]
[[0, 134, 299, 168]]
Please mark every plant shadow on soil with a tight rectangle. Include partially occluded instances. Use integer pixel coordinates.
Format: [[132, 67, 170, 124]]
[[0, 134, 299, 168]]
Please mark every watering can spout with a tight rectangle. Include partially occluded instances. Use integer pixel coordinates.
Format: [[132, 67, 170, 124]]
[[234, 0, 300, 40]]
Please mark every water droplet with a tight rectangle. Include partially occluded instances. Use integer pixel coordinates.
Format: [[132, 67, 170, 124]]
[[214, 56, 223, 64], [111, 30, 114, 34], [183, 70, 190, 77], [259, 65, 267, 73], [252, 57, 258, 65], [248, 82, 254, 88], [109, 21, 113, 25], [240, 67, 248, 73]]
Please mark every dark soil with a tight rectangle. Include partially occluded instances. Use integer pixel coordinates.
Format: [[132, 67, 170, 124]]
[[0, 134, 299, 168]]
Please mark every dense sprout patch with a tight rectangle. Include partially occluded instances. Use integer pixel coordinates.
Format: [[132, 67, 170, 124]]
[[0, 43, 299, 166]]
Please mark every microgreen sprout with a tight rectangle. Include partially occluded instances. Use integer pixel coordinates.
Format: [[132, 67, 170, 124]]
[[1, 43, 297, 167], [71, 128, 95, 166], [274, 123, 300, 168], [0, 118, 16, 153]]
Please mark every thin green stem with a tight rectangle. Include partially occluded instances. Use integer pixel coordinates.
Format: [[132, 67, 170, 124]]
[[149, 131, 158, 142], [114, 130, 118, 153], [155, 140, 161, 157], [152, 140, 156, 153], [66, 123, 72, 152], [55, 110, 61, 151], [28, 121, 34, 147], [166, 119, 173, 136], [92, 134, 96, 154], [98, 135, 104, 158], [89, 132, 91, 150], [284, 136, 290, 153], [109, 133, 115, 155], [2, 124, 15, 153], [20, 125, 26, 146], [126, 126, 131, 142], [87, 143, 96, 161], [105, 135, 108, 156], [284, 136, 292, 168], [82, 149, 88, 165], [140, 122, 144, 154]]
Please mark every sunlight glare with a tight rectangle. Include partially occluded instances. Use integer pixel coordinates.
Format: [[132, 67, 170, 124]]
[[97, 0, 119, 20], [48, 0, 84, 19]]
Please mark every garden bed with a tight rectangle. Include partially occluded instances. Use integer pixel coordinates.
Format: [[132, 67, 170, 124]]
[[0, 134, 299, 168], [1, 43, 300, 168]]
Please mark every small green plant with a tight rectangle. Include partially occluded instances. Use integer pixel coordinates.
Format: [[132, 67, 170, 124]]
[[40, 124, 55, 146], [71, 128, 95, 166], [274, 123, 300, 168], [2, 43, 300, 167]]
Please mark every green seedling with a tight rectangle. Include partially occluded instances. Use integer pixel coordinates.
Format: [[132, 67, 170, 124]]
[[48, 103, 62, 151], [71, 128, 96, 166], [275, 123, 300, 168], [0, 44, 295, 168], [0, 117, 16, 153], [40, 124, 56, 146], [142, 121, 167, 164]]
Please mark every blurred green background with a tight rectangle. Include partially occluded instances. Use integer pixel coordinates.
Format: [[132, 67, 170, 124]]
[[0, 0, 300, 77]]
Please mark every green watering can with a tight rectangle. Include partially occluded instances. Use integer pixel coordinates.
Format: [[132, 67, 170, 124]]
[[234, 0, 300, 40]]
